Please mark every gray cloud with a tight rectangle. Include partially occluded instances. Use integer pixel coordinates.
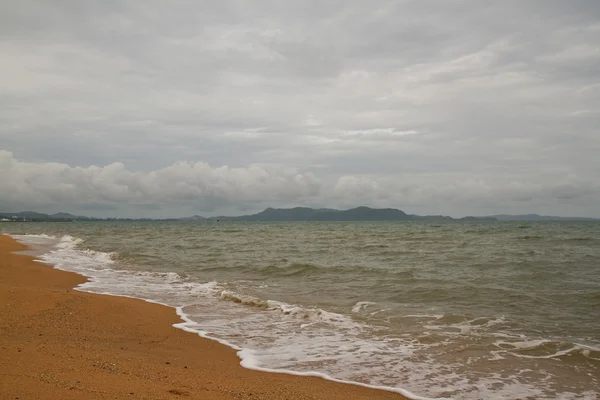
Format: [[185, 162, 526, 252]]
[[1, 1, 599, 217]]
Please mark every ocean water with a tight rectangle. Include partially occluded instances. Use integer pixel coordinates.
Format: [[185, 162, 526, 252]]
[[2, 221, 599, 399]]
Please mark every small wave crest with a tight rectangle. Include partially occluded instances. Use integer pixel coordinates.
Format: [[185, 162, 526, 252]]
[[12, 233, 57, 240], [11, 233, 59, 245], [518, 235, 545, 240], [493, 339, 600, 361], [40, 235, 115, 273], [219, 291, 271, 309], [253, 263, 346, 278], [351, 301, 377, 313], [424, 315, 508, 335], [236, 263, 414, 281], [217, 290, 360, 328]]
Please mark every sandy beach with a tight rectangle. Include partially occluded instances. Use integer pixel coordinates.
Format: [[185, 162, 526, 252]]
[[0, 234, 409, 400]]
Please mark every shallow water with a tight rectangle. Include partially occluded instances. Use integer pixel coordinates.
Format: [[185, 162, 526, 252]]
[[3, 221, 599, 399]]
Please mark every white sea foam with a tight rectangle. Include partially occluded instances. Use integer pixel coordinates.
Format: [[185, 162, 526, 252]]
[[11, 233, 57, 243], [351, 301, 377, 313], [403, 314, 445, 319], [495, 339, 551, 350], [577, 343, 600, 361], [492, 339, 600, 361], [424, 315, 507, 336], [10, 233, 599, 400]]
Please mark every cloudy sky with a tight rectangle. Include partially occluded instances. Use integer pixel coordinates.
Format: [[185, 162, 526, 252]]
[[1, 0, 599, 218]]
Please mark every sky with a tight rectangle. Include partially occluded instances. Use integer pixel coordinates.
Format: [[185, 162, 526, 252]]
[[1, 0, 599, 218]]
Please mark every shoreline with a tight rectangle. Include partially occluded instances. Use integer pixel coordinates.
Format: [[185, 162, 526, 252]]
[[0, 234, 411, 400]]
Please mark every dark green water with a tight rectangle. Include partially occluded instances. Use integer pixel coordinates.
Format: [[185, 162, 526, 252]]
[[3, 221, 599, 399]]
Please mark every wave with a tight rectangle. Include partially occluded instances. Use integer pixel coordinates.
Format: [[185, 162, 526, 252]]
[[580, 291, 600, 300], [10, 233, 59, 246], [386, 285, 481, 303], [423, 315, 508, 336], [204, 262, 415, 281], [219, 290, 271, 309], [493, 339, 600, 361], [351, 301, 377, 313], [218, 290, 362, 328], [517, 235, 545, 240], [11, 233, 600, 400], [9, 234, 448, 398], [11, 233, 57, 240]]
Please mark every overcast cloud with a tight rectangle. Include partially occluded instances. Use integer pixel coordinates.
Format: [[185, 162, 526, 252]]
[[1, 0, 599, 217]]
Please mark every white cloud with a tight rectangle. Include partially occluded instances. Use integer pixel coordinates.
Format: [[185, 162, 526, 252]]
[[0, 150, 321, 212], [1, 151, 598, 218]]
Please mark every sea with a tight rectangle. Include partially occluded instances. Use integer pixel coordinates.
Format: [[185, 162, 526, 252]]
[[2, 221, 599, 399]]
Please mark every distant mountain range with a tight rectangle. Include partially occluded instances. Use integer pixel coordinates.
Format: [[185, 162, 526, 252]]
[[1, 208, 598, 222], [0, 211, 162, 222], [491, 214, 600, 221], [0, 211, 93, 221], [190, 206, 496, 222]]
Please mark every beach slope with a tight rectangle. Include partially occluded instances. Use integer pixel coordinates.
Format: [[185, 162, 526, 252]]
[[0, 235, 408, 400]]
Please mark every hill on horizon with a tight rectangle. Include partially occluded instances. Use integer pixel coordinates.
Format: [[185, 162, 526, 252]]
[[491, 214, 600, 221], [209, 206, 497, 222]]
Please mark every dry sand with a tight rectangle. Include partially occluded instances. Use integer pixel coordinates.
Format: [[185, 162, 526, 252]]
[[0, 234, 409, 400]]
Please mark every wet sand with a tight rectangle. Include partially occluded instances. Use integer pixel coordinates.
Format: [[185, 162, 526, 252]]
[[0, 234, 409, 400]]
